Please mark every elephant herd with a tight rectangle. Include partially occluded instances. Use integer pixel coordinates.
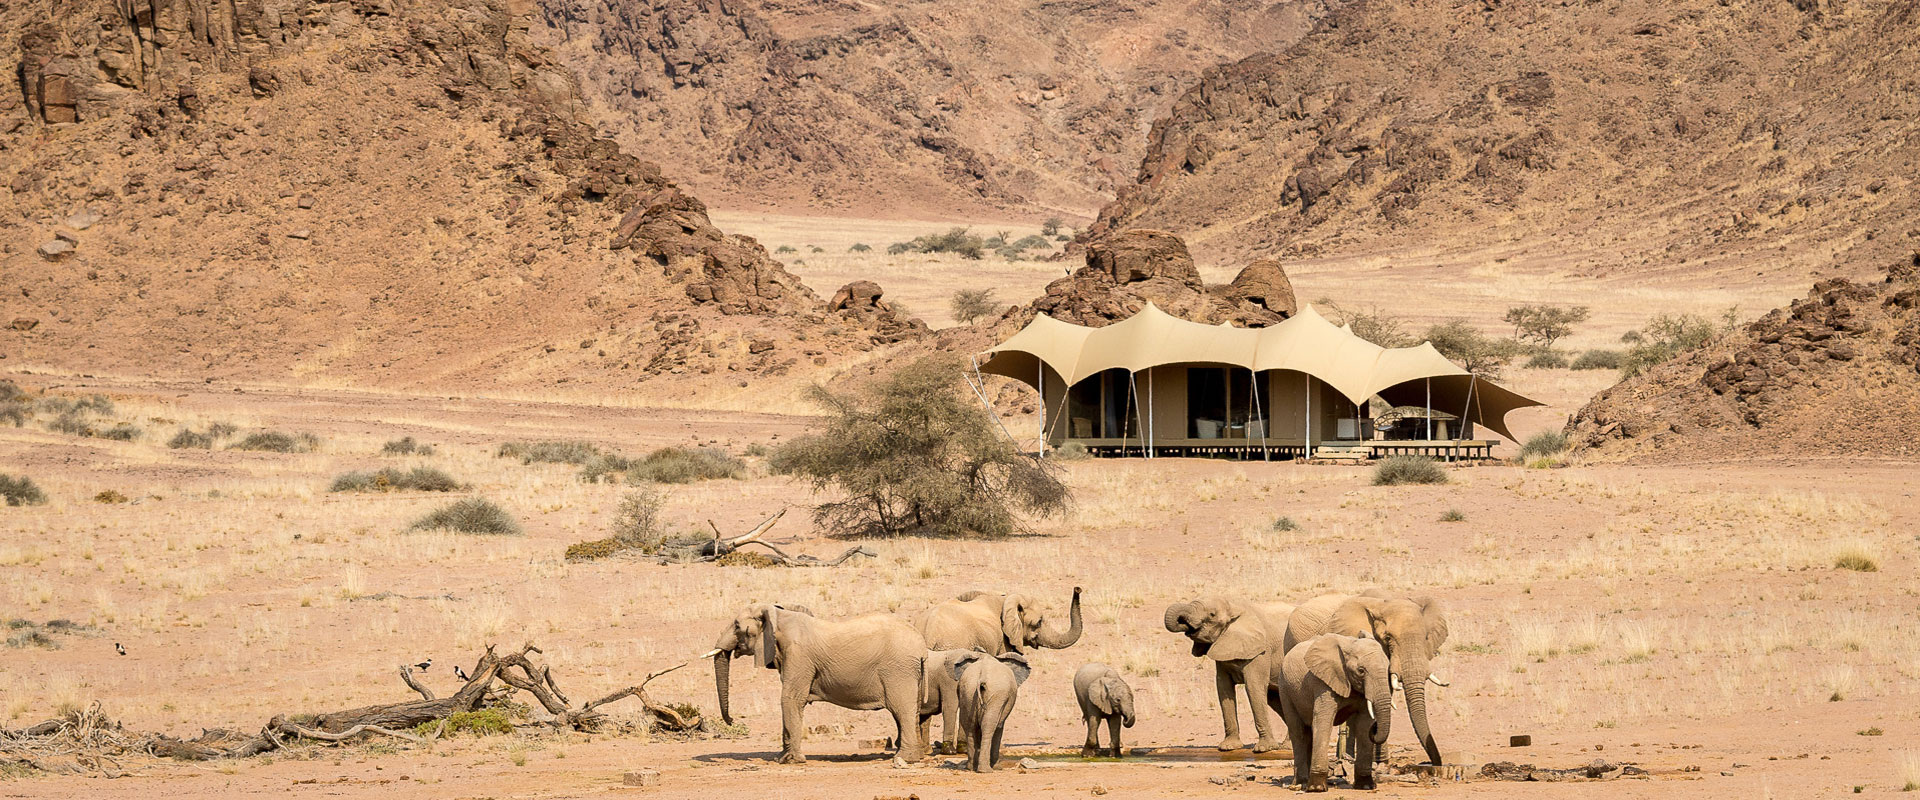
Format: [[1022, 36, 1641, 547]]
[[707, 586, 1447, 792]]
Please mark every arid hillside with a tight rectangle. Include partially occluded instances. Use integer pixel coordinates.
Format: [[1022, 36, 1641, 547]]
[[0, 0, 922, 403], [534, 0, 1330, 217], [1085, 0, 1920, 279]]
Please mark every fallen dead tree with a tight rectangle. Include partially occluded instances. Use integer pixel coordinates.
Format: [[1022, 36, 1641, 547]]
[[2, 644, 707, 771], [570, 507, 877, 567]]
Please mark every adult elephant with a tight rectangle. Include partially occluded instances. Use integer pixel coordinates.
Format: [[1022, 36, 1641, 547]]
[[917, 588, 1082, 753], [1162, 596, 1295, 752], [711, 603, 927, 764], [1284, 590, 1449, 766]]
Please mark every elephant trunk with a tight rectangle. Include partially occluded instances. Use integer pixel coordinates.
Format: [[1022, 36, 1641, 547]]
[[1035, 587, 1084, 649], [1163, 601, 1196, 633], [1367, 679, 1392, 752], [714, 650, 734, 726], [1403, 678, 1442, 765], [1119, 690, 1136, 728]]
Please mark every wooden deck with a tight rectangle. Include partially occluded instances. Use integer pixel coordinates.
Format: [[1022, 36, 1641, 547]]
[[1056, 438, 1497, 461]]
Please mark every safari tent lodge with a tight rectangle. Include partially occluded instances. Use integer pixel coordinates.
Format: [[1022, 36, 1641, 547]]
[[977, 305, 1542, 460]]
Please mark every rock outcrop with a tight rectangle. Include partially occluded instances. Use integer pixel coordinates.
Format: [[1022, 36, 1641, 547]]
[[1028, 229, 1295, 327], [1568, 255, 1920, 461]]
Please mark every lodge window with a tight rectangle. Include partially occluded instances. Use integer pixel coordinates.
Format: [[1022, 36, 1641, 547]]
[[1065, 369, 1137, 439], [1188, 367, 1271, 439]]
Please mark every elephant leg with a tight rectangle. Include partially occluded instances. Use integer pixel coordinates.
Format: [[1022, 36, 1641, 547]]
[[1243, 657, 1281, 753], [962, 704, 983, 772], [1306, 695, 1336, 792], [989, 720, 1005, 772], [1082, 713, 1099, 758], [1215, 666, 1244, 751], [886, 671, 925, 761], [1351, 714, 1376, 790], [1107, 715, 1123, 758], [1285, 708, 1311, 788], [941, 681, 964, 755], [776, 672, 808, 765]]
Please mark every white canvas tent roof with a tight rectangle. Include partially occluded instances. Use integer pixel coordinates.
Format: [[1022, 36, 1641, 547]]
[[979, 304, 1543, 440]]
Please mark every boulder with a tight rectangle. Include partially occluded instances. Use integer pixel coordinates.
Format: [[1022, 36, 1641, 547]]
[[1085, 229, 1201, 289], [37, 240, 74, 260], [827, 280, 885, 312], [1027, 228, 1291, 328], [1226, 258, 1298, 317]]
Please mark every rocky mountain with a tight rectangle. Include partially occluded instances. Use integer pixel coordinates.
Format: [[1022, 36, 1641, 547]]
[[1083, 0, 1920, 277], [534, 0, 1329, 216], [1, 0, 921, 396], [1568, 255, 1920, 461]]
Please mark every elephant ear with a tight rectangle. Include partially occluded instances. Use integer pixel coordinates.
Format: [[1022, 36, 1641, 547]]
[[1329, 596, 1377, 640], [1207, 610, 1267, 662], [1415, 595, 1449, 653], [1001, 596, 1028, 653], [951, 652, 983, 682], [1092, 677, 1123, 716], [1305, 636, 1352, 697], [999, 652, 1032, 685], [758, 606, 779, 671]]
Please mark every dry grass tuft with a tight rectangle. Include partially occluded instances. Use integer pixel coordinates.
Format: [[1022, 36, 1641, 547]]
[[329, 466, 466, 493], [229, 430, 319, 453], [1, 474, 48, 507], [1900, 750, 1920, 792], [410, 498, 521, 535], [1373, 455, 1448, 486], [1833, 543, 1880, 572]]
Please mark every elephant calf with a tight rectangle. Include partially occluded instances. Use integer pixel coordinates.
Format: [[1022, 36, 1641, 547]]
[[951, 650, 1031, 772], [1274, 634, 1392, 792], [1071, 663, 1135, 758]]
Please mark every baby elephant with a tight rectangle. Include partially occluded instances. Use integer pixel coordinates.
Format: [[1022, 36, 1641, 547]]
[[1072, 663, 1136, 758], [1275, 634, 1392, 792], [951, 650, 1031, 772]]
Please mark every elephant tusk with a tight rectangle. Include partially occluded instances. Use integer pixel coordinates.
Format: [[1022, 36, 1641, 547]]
[[700, 649, 723, 659], [1428, 672, 1449, 687], [1391, 674, 1403, 694], [1364, 702, 1375, 721]]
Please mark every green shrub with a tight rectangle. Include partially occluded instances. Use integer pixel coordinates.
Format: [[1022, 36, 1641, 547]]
[[4, 630, 57, 649], [886, 242, 913, 255], [1570, 349, 1623, 371], [1619, 313, 1722, 378], [1503, 304, 1591, 350], [1271, 516, 1299, 532], [849, 243, 872, 253], [1041, 217, 1064, 237], [1, 474, 47, 506], [381, 437, 435, 456], [0, 406, 25, 427], [1052, 441, 1089, 460], [625, 447, 744, 484], [774, 245, 797, 254], [0, 380, 22, 403], [1371, 455, 1449, 486], [744, 443, 771, 458], [497, 439, 599, 465], [1423, 320, 1524, 378], [230, 431, 319, 453], [410, 498, 520, 535], [951, 288, 1000, 324], [892, 227, 987, 260], [168, 429, 216, 449], [568, 488, 711, 560], [771, 354, 1070, 537], [96, 423, 140, 441], [1318, 299, 1415, 348], [330, 467, 465, 493], [578, 452, 635, 484], [1524, 350, 1569, 369], [1518, 431, 1570, 460]]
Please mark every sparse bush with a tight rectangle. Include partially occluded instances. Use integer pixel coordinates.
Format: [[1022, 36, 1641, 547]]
[[1424, 320, 1524, 378], [1619, 313, 1721, 378], [168, 429, 216, 449], [4, 630, 56, 649], [809, 245, 824, 253], [1041, 217, 1064, 237], [744, 443, 771, 458], [950, 288, 999, 324], [96, 423, 140, 441], [1372, 455, 1449, 486], [1440, 508, 1467, 522], [771, 354, 1070, 537], [413, 709, 514, 738], [894, 227, 987, 260], [625, 447, 744, 484], [1518, 431, 1570, 460], [1052, 441, 1089, 460], [93, 490, 129, 504], [1524, 350, 1569, 369], [578, 452, 635, 484], [230, 431, 319, 453], [849, 243, 872, 253], [568, 487, 709, 561], [1504, 304, 1591, 350], [1570, 349, 1623, 371], [410, 498, 520, 535], [0, 405, 25, 427], [1318, 299, 1415, 348], [1833, 545, 1880, 573], [1271, 516, 1298, 532], [330, 467, 465, 493], [774, 245, 797, 254], [0, 380, 22, 403], [886, 242, 913, 255], [1, 474, 47, 507], [497, 439, 600, 465], [381, 437, 435, 456]]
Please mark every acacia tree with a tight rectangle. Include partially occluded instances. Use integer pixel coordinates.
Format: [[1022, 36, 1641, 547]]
[[771, 355, 1069, 537], [1503, 304, 1591, 350], [951, 288, 998, 324], [1424, 319, 1524, 378]]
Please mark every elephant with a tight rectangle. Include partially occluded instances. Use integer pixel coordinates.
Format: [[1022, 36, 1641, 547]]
[[710, 603, 928, 764], [917, 648, 976, 754], [950, 650, 1031, 772], [917, 587, 1082, 752], [1072, 662, 1136, 758], [1162, 596, 1295, 752], [1284, 590, 1449, 765], [1274, 634, 1392, 792]]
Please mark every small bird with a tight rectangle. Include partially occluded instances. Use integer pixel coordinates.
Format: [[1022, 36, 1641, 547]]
[[115, 642, 127, 656], [412, 658, 432, 671], [454, 665, 470, 682]]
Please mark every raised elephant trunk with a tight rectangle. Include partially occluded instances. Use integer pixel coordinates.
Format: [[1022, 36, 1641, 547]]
[[1034, 587, 1084, 649], [714, 650, 734, 726], [1163, 601, 1196, 633]]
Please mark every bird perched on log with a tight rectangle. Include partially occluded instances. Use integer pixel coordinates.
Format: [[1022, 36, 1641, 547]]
[[454, 665, 470, 682]]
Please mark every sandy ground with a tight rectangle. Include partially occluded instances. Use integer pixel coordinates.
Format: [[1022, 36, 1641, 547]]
[[2, 373, 1917, 798]]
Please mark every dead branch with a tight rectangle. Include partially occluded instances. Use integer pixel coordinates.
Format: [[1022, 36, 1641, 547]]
[[272, 721, 425, 745], [400, 665, 435, 701]]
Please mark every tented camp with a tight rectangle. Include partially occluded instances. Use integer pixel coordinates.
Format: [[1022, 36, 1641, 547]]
[[977, 304, 1543, 459]]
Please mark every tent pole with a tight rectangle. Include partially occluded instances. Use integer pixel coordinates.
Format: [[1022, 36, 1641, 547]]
[[1253, 371, 1268, 462], [966, 354, 1024, 451], [1038, 361, 1045, 454], [1303, 372, 1312, 461], [1147, 367, 1155, 459], [1425, 377, 1432, 443], [1129, 371, 1144, 458], [1461, 374, 1478, 463]]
